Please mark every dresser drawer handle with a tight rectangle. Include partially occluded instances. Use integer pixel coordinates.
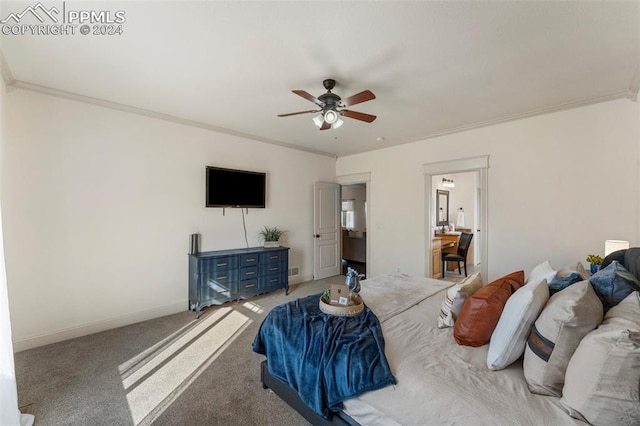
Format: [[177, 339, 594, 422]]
[[246, 259, 256, 262], [218, 275, 227, 280], [217, 262, 228, 267], [245, 284, 256, 288], [270, 256, 278, 259], [246, 271, 255, 276], [270, 279, 278, 283], [270, 267, 278, 271]]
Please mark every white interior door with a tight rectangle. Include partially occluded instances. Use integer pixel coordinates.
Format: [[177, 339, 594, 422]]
[[314, 182, 341, 279]]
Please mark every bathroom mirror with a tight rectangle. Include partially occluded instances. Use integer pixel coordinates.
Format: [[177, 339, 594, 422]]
[[436, 189, 449, 226]]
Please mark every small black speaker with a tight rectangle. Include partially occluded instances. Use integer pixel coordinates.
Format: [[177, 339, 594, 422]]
[[189, 233, 200, 254]]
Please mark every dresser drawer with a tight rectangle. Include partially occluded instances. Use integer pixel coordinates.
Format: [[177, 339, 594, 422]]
[[204, 270, 237, 285], [238, 279, 258, 297], [261, 251, 285, 264], [203, 277, 235, 304], [260, 272, 287, 292], [240, 253, 260, 267], [263, 261, 285, 275], [240, 266, 258, 280], [202, 256, 238, 272]]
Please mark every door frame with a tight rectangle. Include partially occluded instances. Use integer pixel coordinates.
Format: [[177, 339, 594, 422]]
[[336, 172, 371, 274], [423, 157, 489, 281]]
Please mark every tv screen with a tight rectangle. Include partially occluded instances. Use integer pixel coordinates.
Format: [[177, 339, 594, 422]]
[[206, 166, 266, 208]]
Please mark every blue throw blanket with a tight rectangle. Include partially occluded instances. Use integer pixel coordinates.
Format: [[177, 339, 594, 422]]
[[252, 293, 396, 419]]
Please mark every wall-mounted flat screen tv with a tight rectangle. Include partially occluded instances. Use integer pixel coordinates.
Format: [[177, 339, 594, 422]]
[[206, 166, 266, 208]]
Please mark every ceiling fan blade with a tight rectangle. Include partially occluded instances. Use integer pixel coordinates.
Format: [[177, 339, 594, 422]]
[[341, 90, 376, 107], [277, 110, 318, 117], [341, 110, 377, 123], [320, 121, 331, 130], [292, 90, 322, 105]]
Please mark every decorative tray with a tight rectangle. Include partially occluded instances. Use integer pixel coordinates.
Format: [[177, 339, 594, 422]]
[[319, 295, 364, 317]]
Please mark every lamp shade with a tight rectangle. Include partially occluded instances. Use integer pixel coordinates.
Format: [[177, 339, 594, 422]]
[[604, 240, 629, 256], [312, 113, 324, 127], [324, 109, 339, 124]]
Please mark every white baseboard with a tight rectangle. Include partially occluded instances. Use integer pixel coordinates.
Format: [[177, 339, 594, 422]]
[[13, 300, 188, 352]]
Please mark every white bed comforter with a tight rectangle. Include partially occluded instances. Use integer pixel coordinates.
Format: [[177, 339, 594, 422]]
[[346, 274, 583, 426]]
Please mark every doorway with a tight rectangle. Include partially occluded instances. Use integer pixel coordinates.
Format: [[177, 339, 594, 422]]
[[336, 172, 371, 278], [432, 170, 480, 270], [423, 157, 489, 281], [341, 184, 367, 277]]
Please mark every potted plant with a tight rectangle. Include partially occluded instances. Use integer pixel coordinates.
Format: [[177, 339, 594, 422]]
[[586, 254, 603, 274], [259, 226, 286, 248]]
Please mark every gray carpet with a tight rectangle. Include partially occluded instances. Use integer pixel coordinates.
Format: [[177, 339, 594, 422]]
[[15, 277, 343, 425]]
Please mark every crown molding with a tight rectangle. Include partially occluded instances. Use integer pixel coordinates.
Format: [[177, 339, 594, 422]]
[[7, 76, 632, 160], [9, 79, 337, 159], [406, 91, 631, 145], [341, 89, 631, 158]]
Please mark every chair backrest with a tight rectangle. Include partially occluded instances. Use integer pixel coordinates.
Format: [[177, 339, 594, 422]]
[[457, 233, 473, 257]]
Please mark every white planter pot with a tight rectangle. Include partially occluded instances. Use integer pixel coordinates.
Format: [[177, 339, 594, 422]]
[[263, 241, 280, 248]]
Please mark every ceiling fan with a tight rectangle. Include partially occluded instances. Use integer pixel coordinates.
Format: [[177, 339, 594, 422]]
[[278, 79, 376, 130]]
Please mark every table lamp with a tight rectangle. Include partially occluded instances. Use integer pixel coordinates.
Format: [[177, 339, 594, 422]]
[[604, 240, 630, 256]]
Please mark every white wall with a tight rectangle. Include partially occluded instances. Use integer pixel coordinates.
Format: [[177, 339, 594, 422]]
[[337, 99, 639, 281], [432, 172, 477, 230], [2, 89, 335, 350], [447, 172, 477, 231]]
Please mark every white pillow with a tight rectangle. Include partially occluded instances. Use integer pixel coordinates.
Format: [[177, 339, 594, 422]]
[[527, 260, 556, 284], [487, 278, 549, 370], [437, 272, 482, 328]]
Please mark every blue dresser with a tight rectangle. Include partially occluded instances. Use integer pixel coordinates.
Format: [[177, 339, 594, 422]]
[[189, 246, 289, 314]]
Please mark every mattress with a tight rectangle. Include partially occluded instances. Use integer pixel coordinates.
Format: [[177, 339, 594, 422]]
[[343, 274, 583, 426]]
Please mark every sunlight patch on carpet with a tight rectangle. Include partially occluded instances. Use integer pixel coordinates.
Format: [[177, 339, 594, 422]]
[[242, 301, 265, 314], [120, 308, 229, 388], [121, 308, 251, 425]]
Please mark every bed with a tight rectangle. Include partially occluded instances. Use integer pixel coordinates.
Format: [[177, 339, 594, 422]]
[[254, 274, 587, 425]]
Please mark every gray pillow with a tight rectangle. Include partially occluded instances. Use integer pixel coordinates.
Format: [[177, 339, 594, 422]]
[[560, 292, 640, 425], [523, 280, 603, 396], [589, 261, 640, 312]]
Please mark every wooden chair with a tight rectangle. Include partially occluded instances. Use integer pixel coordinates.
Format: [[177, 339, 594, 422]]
[[441, 232, 473, 278]]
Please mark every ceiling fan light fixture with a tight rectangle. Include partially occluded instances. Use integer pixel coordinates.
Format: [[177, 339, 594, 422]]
[[279, 80, 376, 131], [312, 113, 325, 128], [324, 109, 339, 125]]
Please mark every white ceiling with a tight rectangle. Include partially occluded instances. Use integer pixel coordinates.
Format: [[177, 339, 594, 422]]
[[1, 1, 639, 157]]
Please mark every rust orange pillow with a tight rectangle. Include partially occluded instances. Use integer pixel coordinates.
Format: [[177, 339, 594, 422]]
[[453, 270, 525, 347]]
